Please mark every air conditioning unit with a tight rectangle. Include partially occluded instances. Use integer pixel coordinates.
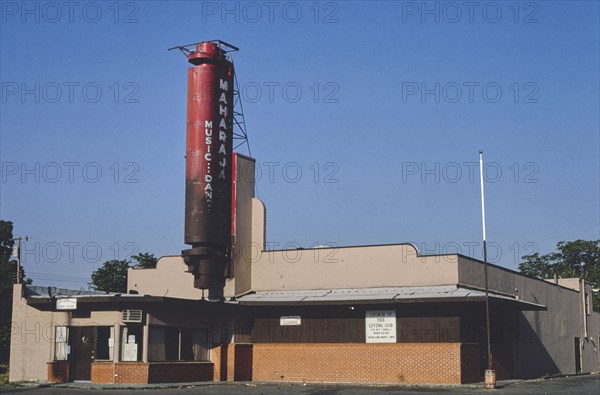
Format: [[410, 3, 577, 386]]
[[122, 309, 143, 323]]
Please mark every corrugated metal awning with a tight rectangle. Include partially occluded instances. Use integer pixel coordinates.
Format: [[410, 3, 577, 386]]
[[236, 285, 546, 310]]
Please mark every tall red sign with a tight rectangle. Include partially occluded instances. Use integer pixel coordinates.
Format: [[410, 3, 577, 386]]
[[182, 42, 234, 297]]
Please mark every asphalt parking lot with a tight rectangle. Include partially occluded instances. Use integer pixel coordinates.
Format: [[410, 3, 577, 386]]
[[1, 374, 599, 395]]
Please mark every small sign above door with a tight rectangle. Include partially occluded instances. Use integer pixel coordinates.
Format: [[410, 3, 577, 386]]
[[56, 298, 77, 310], [280, 316, 301, 326]]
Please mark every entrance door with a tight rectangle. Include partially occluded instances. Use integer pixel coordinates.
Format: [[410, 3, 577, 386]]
[[71, 326, 95, 381], [574, 337, 581, 374]]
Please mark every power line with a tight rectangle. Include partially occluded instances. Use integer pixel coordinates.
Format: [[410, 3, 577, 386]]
[[25, 271, 92, 286], [28, 276, 89, 284], [27, 271, 90, 281]]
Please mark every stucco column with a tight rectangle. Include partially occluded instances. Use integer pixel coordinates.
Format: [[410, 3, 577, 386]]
[[142, 314, 149, 363], [114, 323, 121, 362], [49, 314, 56, 361]]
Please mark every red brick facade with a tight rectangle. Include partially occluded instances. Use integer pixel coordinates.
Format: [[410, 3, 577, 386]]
[[214, 343, 253, 381], [91, 362, 148, 384], [47, 361, 70, 383], [148, 362, 214, 383], [252, 343, 481, 384], [227, 343, 235, 380], [69, 342, 481, 385], [115, 362, 147, 384], [212, 345, 225, 381], [90, 361, 113, 383], [90, 362, 213, 384]]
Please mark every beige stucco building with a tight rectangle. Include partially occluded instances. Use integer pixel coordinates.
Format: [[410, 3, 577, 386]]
[[9, 154, 600, 385]]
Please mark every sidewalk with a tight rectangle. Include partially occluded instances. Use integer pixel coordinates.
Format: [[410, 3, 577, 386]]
[[2, 378, 523, 391], [4, 373, 596, 392]]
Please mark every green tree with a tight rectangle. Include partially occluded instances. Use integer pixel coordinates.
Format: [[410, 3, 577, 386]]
[[0, 220, 15, 364], [90, 260, 130, 293], [131, 252, 158, 269], [0, 221, 14, 259], [519, 240, 600, 311], [90, 252, 157, 293]]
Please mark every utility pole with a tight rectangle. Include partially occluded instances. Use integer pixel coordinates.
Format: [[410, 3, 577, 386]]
[[12, 236, 28, 284], [479, 150, 495, 389]]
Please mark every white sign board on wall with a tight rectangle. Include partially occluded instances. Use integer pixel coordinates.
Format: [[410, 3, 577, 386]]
[[365, 310, 396, 343], [122, 343, 138, 361], [56, 298, 77, 310], [280, 316, 301, 326], [55, 326, 67, 343]]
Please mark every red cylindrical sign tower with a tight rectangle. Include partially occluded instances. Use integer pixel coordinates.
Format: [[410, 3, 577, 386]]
[[182, 41, 235, 298]]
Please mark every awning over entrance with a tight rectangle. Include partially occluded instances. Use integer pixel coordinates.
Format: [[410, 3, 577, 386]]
[[22, 285, 224, 310], [236, 285, 546, 310]]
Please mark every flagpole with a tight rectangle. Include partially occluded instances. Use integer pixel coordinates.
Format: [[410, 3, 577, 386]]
[[479, 150, 495, 389]]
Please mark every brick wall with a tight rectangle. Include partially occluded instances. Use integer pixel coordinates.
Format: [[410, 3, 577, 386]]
[[91, 362, 214, 384], [253, 343, 472, 384], [47, 361, 69, 383], [212, 345, 224, 381], [89, 343, 482, 385], [227, 344, 235, 381], [91, 362, 148, 384], [213, 343, 254, 381], [148, 362, 213, 383], [91, 361, 113, 384], [113, 363, 148, 384]]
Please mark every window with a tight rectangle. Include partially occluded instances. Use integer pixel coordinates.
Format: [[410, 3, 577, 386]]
[[148, 326, 212, 362], [120, 325, 143, 361], [95, 326, 114, 360], [191, 328, 211, 361], [165, 327, 179, 361], [181, 328, 194, 361], [54, 326, 69, 361]]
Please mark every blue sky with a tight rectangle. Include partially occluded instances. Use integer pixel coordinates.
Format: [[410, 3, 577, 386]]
[[1, 1, 598, 288]]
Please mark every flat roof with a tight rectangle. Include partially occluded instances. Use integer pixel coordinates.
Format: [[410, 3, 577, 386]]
[[236, 285, 547, 310], [25, 285, 112, 297], [23, 285, 546, 311]]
